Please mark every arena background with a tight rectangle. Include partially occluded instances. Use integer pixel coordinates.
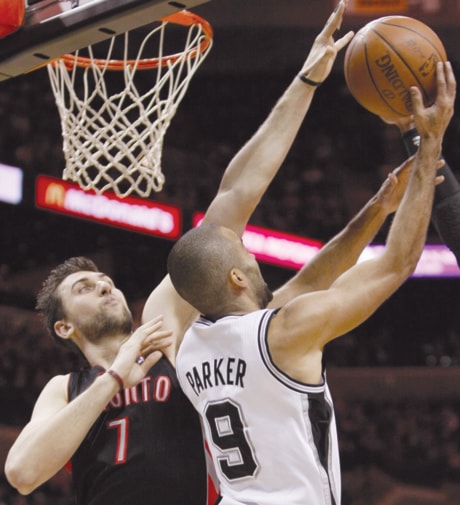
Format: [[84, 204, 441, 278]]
[[1, 1, 460, 503]]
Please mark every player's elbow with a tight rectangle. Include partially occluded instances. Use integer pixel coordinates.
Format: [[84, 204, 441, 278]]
[[405, 245, 424, 275], [4, 456, 40, 495], [386, 249, 420, 281]]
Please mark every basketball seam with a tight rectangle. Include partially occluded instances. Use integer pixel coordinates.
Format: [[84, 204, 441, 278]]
[[378, 20, 445, 62], [374, 24, 444, 103], [363, 36, 402, 118], [379, 18, 445, 60]]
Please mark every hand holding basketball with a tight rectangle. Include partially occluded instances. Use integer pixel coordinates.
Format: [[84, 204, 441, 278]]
[[344, 16, 447, 121], [410, 61, 456, 143]]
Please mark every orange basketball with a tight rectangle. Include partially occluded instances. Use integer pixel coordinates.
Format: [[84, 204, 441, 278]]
[[344, 16, 447, 120]]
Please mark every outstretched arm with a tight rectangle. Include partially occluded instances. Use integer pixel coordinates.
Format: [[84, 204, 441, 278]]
[[142, 0, 354, 354], [269, 62, 456, 385], [202, 0, 353, 236], [270, 160, 412, 307]]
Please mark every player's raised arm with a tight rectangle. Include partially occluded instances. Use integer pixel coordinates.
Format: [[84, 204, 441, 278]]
[[202, 0, 354, 236], [142, 0, 354, 351], [269, 62, 456, 384], [270, 160, 412, 306]]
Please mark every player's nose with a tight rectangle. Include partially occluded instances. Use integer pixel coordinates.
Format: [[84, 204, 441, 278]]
[[97, 280, 112, 296]]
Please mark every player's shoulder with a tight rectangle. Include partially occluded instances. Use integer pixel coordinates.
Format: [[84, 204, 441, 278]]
[[47, 372, 69, 387], [40, 373, 70, 400], [143, 275, 196, 323], [31, 374, 71, 419]]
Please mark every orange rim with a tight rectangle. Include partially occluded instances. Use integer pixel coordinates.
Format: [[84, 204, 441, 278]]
[[53, 10, 213, 71]]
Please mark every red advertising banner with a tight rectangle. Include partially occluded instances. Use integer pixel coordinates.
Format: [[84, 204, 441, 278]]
[[35, 175, 182, 239], [193, 212, 323, 270], [193, 212, 460, 278]]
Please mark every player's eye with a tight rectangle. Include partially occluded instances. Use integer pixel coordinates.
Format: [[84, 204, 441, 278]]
[[77, 284, 92, 293]]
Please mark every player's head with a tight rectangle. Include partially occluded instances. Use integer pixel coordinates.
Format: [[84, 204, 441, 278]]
[[168, 224, 272, 320], [36, 256, 132, 353]]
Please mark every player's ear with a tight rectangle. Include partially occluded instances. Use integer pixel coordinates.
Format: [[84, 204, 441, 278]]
[[229, 268, 246, 288], [54, 320, 74, 340]]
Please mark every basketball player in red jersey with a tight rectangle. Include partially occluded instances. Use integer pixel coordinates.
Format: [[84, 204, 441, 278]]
[[5, 1, 424, 503]]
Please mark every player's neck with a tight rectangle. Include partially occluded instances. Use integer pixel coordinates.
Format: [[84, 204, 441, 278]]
[[81, 332, 129, 368]]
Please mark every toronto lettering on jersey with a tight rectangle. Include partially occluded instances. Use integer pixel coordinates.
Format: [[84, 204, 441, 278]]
[[104, 375, 172, 410], [374, 52, 412, 113], [185, 357, 247, 396]]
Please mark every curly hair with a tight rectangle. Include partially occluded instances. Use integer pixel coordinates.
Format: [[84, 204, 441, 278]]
[[36, 256, 99, 353]]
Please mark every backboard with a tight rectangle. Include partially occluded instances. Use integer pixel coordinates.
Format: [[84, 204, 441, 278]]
[[0, 0, 211, 81]]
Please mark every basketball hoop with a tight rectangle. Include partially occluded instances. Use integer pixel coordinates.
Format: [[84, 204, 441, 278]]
[[47, 10, 213, 198]]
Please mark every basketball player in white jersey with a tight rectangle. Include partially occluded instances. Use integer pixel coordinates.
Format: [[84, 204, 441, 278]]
[[168, 62, 456, 505]]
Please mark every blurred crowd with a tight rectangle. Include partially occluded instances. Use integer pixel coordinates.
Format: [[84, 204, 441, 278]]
[[0, 63, 460, 503], [338, 397, 460, 486]]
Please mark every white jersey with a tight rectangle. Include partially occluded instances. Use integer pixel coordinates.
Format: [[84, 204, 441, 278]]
[[176, 309, 341, 505]]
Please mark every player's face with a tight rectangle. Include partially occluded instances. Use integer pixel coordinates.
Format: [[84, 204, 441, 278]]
[[58, 270, 133, 342], [244, 250, 273, 308]]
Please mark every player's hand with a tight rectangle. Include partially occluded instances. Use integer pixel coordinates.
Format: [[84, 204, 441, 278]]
[[110, 315, 173, 388], [299, 0, 354, 84], [377, 157, 445, 214], [410, 61, 456, 142], [376, 158, 414, 214]]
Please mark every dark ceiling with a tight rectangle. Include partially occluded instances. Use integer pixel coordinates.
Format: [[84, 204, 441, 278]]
[[191, 0, 460, 74]]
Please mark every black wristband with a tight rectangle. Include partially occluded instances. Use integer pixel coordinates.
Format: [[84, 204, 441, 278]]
[[400, 128, 460, 204], [298, 74, 322, 87], [401, 128, 419, 156]]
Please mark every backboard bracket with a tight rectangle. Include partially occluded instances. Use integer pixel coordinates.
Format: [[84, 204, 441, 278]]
[[0, 0, 211, 80]]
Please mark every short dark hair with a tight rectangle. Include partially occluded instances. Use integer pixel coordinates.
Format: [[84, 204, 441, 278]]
[[167, 224, 239, 318], [36, 256, 99, 352]]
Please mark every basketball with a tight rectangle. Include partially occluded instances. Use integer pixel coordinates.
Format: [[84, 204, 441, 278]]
[[344, 16, 447, 120]]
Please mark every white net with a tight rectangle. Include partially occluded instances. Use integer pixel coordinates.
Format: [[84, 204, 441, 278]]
[[47, 11, 213, 198]]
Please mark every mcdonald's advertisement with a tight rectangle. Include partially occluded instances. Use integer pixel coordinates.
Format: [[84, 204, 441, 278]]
[[32, 175, 460, 277], [35, 175, 182, 239]]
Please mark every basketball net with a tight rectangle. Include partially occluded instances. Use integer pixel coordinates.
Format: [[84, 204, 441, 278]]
[[47, 11, 213, 198]]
